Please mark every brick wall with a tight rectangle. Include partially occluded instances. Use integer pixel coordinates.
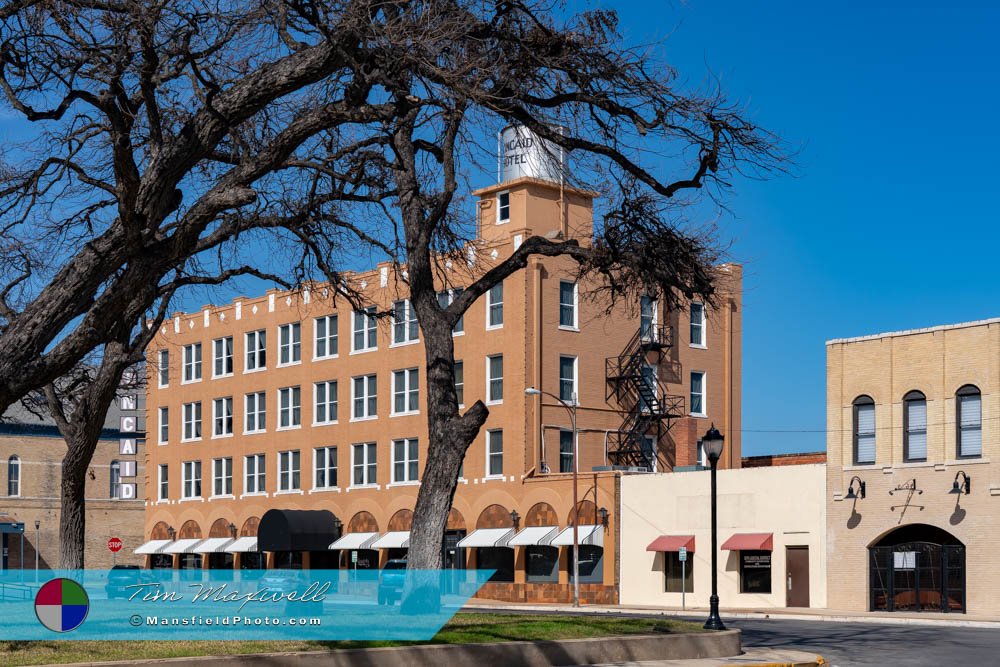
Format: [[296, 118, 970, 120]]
[[742, 452, 827, 468]]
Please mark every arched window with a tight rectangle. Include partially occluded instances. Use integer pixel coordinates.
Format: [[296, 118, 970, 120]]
[[956, 385, 982, 459], [853, 396, 876, 465], [7, 456, 20, 497], [903, 391, 927, 462], [110, 460, 121, 499]]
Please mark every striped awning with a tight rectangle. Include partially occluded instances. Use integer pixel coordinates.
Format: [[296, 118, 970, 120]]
[[134, 539, 173, 555], [370, 531, 410, 550], [161, 539, 205, 554], [224, 537, 259, 553], [508, 526, 559, 546], [192, 537, 235, 554], [457, 528, 514, 548], [551, 525, 603, 547], [329, 532, 378, 550]]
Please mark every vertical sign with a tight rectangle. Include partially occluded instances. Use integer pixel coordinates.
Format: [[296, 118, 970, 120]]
[[117, 395, 139, 501], [678, 546, 688, 611]]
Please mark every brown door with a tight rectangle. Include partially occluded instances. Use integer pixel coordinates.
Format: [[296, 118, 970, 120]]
[[786, 546, 810, 607]]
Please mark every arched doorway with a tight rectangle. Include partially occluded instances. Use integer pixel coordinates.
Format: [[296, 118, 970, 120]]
[[869, 524, 964, 613]]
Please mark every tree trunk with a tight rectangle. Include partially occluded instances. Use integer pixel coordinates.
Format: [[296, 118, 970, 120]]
[[59, 445, 90, 570]]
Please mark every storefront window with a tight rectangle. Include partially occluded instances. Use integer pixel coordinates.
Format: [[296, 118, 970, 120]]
[[208, 553, 234, 569], [664, 552, 693, 593], [274, 551, 303, 569], [477, 547, 515, 582], [178, 553, 202, 570], [739, 550, 771, 593], [526, 546, 559, 582], [240, 552, 265, 570], [569, 545, 604, 583], [150, 554, 173, 569]]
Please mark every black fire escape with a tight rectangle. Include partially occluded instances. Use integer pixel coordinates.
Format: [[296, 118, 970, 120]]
[[605, 325, 685, 470]]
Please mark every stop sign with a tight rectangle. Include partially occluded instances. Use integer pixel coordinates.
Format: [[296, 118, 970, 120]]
[[108, 537, 123, 553]]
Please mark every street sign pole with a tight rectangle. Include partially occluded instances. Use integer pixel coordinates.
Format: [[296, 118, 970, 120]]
[[679, 546, 688, 611]]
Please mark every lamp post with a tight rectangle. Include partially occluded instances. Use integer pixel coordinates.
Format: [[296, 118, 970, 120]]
[[34, 519, 40, 580], [526, 386, 580, 607], [702, 424, 726, 631]]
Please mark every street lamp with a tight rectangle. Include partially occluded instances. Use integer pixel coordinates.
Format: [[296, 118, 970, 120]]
[[702, 424, 726, 631], [525, 386, 580, 607], [34, 520, 40, 578]]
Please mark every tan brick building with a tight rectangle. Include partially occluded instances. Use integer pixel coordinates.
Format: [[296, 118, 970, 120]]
[[140, 172, 742, 604], [827, 318, 1000, 614]]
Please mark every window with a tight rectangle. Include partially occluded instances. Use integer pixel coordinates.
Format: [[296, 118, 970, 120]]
[[278, 322, 301, 365], [157, 464, 168, 501], [352, 442, 377, 486], [279, 450, 301, 491], [245, 391, 266, 433], [213, 337, 233, 377], [479, 547, 514, 582], [853, 396, 876, 465], [314, 380, 338, 424], [157, 349, 169, 387], [182, 460, 202, 499], [559, 281, 578, 328], [497, 191, 510, 223], [314, 446, 338, 489], [244, 454, 265, 494], [182, 401, 202, 441], [454, 361, 464, 406], [392, 368, 419, 415], [245, 330, 266, 371], [352, 306, 377, 352], [526, 546, 559, 582], [559, 430, 574, 473], [212, 397, 233, 437], [739, 551, 772, 594], [392, 299, 419, 344], [352, 374, 377, 419], [569, 545, 604, 583], [639, 364, 658, 412], [7, 456, 20, 497], [665, 552, 694, 593], [640, 295, 657, 341], [487, 430, 503, 477], [642, 435, 657, 472], [690, 302, 706, 346], [696, 439, 706, 467], [392, 438, 419, 483], [183, 343, 202, 382], [212, 457, 233, 496], [690, 371, 706, 416], [278, 386, 301, 429], [487, 355, 504, 403], [957, 385, 982, 458], [109, 460, 121, 498], [487, 283, 504, 328], [559, 355, 577, 403], [314, 315, 338, 359], [437, 288, 465, 334], [158, 406, 169, 444], [903, 390, 927, 461]]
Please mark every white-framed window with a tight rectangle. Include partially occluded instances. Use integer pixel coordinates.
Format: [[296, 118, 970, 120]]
[[454, 361, 464, 406], [351, 442, 377, 487], [7, 456, 20, 497], [314, 446, 338, 489], [244, 391, 266, 433], [392, 438, 419, 483], [559, 281, 578, 329], [957, 385, 982, 459], [640, 295, 658, 341], [487, 354, 504, 403], [158, 406, 169, 444], [690, 371, 706, 417], [639, 364, 658, 413], [212, 397, 233, 437], [352, 374, 377, 420], [182, 401, 202, 441], [696, 439, 707, 467], [352, 306, 377, 352], [279, 450, 301, 491], [559, 430, 574, 473], [278, 386, 301, 429], [213, 336, 233, 377], [392, 299, 419, 345], [486, 429, 504, 477], [109, 460, 121, 498], [183, 343, 202, 383], [157, 464, 168, 501], [487, 283, 504, 328], [497, 190, 510, 223], [157, 349, 169, 387], [853, 397, 876, 465], [244, 454, 265, 494], [641, 435, 658, 472], [314, 315, 338, 359], [437, 288, 465, 334], [314, 380, 338, 424], [392, 368, 419, 415], [245, 329, 266, 372], [182, 460, 202, 499], [278, 322, 301, 365], [690, 302, 706, 347], [212, 457, 233, 497], [559, 355, 578, 403]]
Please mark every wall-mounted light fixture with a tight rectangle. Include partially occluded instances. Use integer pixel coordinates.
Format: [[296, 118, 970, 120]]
[[509, 509, 521, 531], [845, 476, 866, 500], [597, 507, 609, 527], [949, 471, 971, 496]]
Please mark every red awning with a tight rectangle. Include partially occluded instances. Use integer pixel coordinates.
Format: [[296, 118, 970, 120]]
[[646, 535, 696, 553], [721, 533, 773, 551]]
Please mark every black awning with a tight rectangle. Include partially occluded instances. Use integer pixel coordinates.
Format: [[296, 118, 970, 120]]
[[257, 509, 341, 552]]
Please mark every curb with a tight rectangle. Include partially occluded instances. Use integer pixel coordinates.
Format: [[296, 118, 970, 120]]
[[722, 653, 825, 667]]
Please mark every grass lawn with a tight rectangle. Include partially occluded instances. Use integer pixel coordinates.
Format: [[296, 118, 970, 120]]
[[0, 613, 703, 666]]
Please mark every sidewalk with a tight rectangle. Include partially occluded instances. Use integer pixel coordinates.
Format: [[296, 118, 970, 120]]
[[581, 648, 823, 666], [464, 598, 1000, 628]]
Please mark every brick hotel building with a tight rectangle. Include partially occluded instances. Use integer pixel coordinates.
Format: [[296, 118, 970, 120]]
[[138, 159, 743, 603]]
